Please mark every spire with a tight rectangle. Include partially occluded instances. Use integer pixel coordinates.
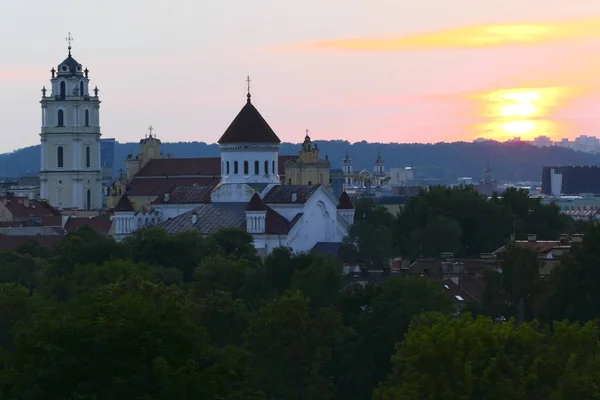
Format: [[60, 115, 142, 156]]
[[246, 75, 252, 103], [65, 32, 74, 57]]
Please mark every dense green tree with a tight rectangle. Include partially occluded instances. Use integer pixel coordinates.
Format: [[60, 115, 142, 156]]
[[341, 198, 395, 270], [244, 291, 347, 400], [407, 215, 463, 258], [291, 255, 342, 309], [191, 290, 249, 347], [335, 276, 453, 400], [536, 224, 600, 323], [481, 243, 541, 320], [212, 227, 260, 264], [0, 278, 251, 400], [374, 314, 600, 400]]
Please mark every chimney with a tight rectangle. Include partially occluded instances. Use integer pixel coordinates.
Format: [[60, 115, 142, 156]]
[[559, 233, 569, 244], [510, 234, 516, 242], [527, 234, 537, 242], [23, 198, 30, 207], [572, 234, 583, 243], [291, 193, 297, 202], [191, 211, 198, 224], [163, 193, 170, 202]]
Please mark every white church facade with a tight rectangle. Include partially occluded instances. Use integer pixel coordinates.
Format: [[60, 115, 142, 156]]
[[111, 90, 355, 256], [39, 38, 103, 210]]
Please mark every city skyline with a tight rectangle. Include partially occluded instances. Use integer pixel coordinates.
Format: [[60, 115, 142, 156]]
[[1, 1, 600, 153]]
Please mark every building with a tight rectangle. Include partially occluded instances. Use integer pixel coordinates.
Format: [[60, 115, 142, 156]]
[[388, 167, 415, 187], [542, 166, 600, 195], [111, 89, 355, 256], [329, 168, 345, 198], [39, 39, 103, 210], [284, 131, 331, 187], [341, 152, 353, 188], [100, 138, 116, 179], [372, 150, 386, 186]]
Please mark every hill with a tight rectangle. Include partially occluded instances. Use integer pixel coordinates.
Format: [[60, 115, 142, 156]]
[[2, 140, 600, 183]]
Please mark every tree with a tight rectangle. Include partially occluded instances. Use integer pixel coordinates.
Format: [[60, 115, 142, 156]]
[[193, 254, 253, 299], [0, 278, 247, 400], [481, 243, 541, 321], [341, 198, 395, 270], [374, 314, 600, 400], [291, 255, 342, 309], [334, 276, 453, 400], [407, 215, 463, 258], [244, 291, 347, 400], [536, 224, 600, 323]]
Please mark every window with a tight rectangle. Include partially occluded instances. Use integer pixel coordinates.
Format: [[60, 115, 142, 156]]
[[272, 161, 275, 174], [80, 81, 84, 96], [264, 160, 269, 175], [57, 109, 64, 127], [86, 189, 91, 210], [226, 161, 230, 174], [84, 109, 90, 126], [289, 178, 292, 184], [59, 81, 66, 98], [308, 181, 312, 185], [86, 146, 90, 168], [57, 146, 64, 168], [234, 161, 238, 174], [254, 160, 259, 175], [244, 161, 249, 175]]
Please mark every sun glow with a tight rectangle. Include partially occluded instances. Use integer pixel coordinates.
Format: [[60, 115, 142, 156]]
[[473, 86, 582, 141]]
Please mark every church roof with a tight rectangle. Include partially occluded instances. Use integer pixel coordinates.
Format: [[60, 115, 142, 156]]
[[246, 193, 267, 211], [265, 207, 302, 234], [217, 96, 281, 144], [337, 192, 355, 210], [151, 185, 214, 204], [57, 54, 83, 76], [114, 195, 135, 212], [125, 177, 220, 196], [136, 158, 222, 177], [64, 216, 112, 235], [263, 185, 321, 204], [160, 203, 247, 234]]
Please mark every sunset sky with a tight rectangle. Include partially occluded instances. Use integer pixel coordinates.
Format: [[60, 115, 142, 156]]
[[1, 0, 600, 153]]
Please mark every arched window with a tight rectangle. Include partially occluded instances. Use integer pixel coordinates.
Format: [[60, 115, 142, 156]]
[[86, 189, 91, 210], [80, 81, 84, 96], [234, 161, 238, 174], [59, 81, 66, 98], [289, 178, 292, 185], [57, 109, 64, 127], [254, 160, 259, 175], [84, 109, 90, 127], [226, 161, 230, 174], [244, 161, 249, 175], [272, 161, 275, 174], [57, 146, 64, 168], [264, 160, 269, 175], [86, 146, 90, 168]]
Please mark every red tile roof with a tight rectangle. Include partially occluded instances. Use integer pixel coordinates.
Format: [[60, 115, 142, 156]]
[[217, 97, 281, 144], [64, 217, 112, 235], [494, 241, 561, 254], [151, 185, 214, 205], [136, 158, 221, 177], [115, 195, 135, 212], [246, 193, 267, 211], [265, 207, 302, 234], [1, 197, 60, 219], [337, 192, 355, 210], [125, 177, 220, 196]]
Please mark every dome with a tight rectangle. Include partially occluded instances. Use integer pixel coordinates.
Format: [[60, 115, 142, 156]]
[[217, 95, 281, 144], [57, 54, 84, 76]]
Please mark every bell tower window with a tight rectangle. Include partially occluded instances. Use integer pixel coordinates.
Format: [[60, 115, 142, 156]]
[[84, 109, 90, 127], [254, 160, 259, 175], [59, 81, 66, 98], [244, 161, 249, 175], [264, 160, 269, 175], [272, 161, 275, 174], [226, 161, 230, 174], [80, 81, 84, 97], [86, 146, 90, 168], [57, 110, 64, 127], [86, 189, 91, 210], [234, 161, 238, 174], [57, 146, 64, 168]]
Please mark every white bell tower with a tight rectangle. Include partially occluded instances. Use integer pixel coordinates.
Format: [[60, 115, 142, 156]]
[[39, 33, 103, 210]]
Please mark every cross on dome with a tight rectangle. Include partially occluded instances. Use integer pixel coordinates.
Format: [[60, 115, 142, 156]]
[[65, 32, 74, 56]]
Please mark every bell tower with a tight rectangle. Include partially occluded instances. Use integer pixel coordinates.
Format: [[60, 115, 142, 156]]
[[39, 33, 103, 210]]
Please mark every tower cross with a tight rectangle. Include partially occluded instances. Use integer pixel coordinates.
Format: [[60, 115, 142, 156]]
[[148, 125, 154, 138], [65, 32, 74, 56], [246, 75, 251, 95]]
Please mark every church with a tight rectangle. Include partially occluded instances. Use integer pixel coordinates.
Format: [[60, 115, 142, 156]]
[[107, 87, 354, 256], [39, 36, 103, 210]]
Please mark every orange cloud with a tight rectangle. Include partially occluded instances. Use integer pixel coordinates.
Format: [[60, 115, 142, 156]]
[[278, 17, 600, 52]]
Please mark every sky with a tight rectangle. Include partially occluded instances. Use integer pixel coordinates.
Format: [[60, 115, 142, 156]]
[[2, 0, 600, 153]]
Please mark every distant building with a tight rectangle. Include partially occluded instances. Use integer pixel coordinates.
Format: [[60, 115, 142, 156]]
[[100, 138, 116, 179], [532, 135, 553, 148], [329, 168, 345, 198], [542, 166, 600, 195], [388, 167, 414, 187], [284, 131, 331, 187], [457, 177, 473, 185]]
